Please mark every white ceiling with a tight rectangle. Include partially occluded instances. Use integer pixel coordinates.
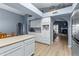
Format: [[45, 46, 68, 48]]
[[0, 3, 73, 20], [3, 3, 42, 20], [52, 14, 71, 21], [33, 3, 60, 9]]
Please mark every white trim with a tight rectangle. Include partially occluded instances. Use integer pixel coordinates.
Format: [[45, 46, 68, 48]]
[[20, 3, 43, 17]]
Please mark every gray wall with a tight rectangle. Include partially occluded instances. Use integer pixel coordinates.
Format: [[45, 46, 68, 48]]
[[0, 8, 24, 34]]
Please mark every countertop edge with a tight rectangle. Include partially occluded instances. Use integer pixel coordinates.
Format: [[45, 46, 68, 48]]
[[0, 35, 35, 48]]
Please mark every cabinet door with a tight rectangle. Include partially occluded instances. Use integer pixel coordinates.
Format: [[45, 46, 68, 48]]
[[0, 41, 24, 55], [24, 38, 35, 56], [25, 42, 35, 56], [2, 45, 24, 56]]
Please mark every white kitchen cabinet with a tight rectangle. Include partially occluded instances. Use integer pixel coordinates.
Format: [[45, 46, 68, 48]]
[[30, 19, 41, 28], [25, 42, 35, 56], [0, 41, 25, 56], [2, 45, 25, 56], [0, 41, 24, 55], [24, 38, 35, 56], [0, 38, 35, 56]]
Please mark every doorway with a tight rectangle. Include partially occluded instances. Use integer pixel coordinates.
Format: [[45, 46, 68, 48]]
[[53, 24, 59, 42], [17, 23, 23, 35], [53, 21, 68, 43]]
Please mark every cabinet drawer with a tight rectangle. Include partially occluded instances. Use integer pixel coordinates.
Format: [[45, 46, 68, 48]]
[[0, 41, 24, 55], [1, 45, 24, 56]]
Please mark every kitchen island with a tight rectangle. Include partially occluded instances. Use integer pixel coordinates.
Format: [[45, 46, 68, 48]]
[[0, 35, 35, 56]]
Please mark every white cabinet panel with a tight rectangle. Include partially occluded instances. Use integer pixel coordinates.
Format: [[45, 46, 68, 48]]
[[1, 45, 24, 56], [0, 41, 24, 55], [25, 42, 35, 56], [6, 46, 24, 56], [24, 38, 35, 56], [0, 38, 35, 56], [30, 20, 41, 28]]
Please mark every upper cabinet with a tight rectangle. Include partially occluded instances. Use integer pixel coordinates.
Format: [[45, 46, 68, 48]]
[[30, 19, 41, 28]]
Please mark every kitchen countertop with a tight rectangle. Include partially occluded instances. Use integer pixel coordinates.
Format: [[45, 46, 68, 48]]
[[0, 35, 34, 48]]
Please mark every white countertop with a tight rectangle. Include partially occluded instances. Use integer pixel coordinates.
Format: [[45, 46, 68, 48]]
[[0, 35, 34, 48]]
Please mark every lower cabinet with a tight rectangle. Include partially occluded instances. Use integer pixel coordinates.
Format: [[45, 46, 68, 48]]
[[3, 45, 25, 56], [0, 38, 35, 56], [25, 42, 35, 56], [24, 38, 35, 56]]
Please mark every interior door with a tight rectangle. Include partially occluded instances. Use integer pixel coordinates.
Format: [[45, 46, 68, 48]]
[[17, 23, 23, 35]]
